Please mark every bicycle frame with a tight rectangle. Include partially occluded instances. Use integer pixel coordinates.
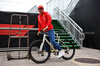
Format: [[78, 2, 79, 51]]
[[39, 34, 56, 52]]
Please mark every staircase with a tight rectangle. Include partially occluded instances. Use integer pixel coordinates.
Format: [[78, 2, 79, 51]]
[[52, 20, 80, 49]]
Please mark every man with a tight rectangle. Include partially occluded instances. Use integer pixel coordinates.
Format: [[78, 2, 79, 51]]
[[37, 5, 65, 58]]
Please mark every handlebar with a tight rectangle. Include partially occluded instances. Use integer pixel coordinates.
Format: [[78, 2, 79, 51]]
[[39, 30, 48, 35]]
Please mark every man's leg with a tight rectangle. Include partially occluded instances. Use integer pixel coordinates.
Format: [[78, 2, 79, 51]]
[[48, 29, 62, 51], [48, 29, 65, 58]]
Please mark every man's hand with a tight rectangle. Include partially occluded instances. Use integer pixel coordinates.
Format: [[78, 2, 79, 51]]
[[43, 26, 48, 32], [37, 32, 40, 36]]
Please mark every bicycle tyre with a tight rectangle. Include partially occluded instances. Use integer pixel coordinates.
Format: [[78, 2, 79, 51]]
[[59, 39, 75, 60], [29, 40, 51, 63]]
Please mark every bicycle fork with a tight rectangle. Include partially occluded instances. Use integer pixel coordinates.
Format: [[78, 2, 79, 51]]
[[39, 34, 46, 51]]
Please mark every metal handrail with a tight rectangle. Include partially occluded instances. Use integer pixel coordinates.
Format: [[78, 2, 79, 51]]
[[54, 7, 83, 33], [54, 7, 85, 47]]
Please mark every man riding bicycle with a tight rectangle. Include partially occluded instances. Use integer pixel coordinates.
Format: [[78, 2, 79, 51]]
[[37, 5, 65, 58]]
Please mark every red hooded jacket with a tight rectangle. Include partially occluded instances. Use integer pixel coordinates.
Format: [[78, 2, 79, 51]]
[[38, 11, 53, 32]]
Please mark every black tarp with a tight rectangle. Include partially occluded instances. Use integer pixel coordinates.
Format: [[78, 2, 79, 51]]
[[0, 11, 39, 47], [70, 0, 100, 49]]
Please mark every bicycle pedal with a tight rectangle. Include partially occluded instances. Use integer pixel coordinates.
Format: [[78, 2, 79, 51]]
[[41, 53, 44, 56], [37, 51, 43, 54], [51, 50, 55, 52]]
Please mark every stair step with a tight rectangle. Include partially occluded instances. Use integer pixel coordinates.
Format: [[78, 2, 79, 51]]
[[62, 42, 76, 45], [52, 22, 58, 24], [52, 23, 60, 25], [58, 33, 69, 36], [60, 36, 72, 39], [53, 25, 62, 27], [53, 24, 61, 25], [54, 29, 65, 31], [55, 31, 67, 33], [52, 20, 57, 22], [61, 45, 80, 48], [62, 39, 74, 42], [52, 21, 58, 23], [52, 24, 60, 26], [54, 27, 63, 29], [55, 39, 74, 42]]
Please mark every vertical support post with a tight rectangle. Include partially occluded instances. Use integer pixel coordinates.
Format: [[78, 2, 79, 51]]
[[27, 16, 29, 59], [19, 16, 21, 59]]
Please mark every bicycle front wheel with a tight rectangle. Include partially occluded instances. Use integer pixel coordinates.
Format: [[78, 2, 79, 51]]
[[29, 40, 51, 63], [59, 39, 75, 60]]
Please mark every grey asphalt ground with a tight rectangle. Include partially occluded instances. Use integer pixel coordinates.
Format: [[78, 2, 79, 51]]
[[0, 47, 100, 66]]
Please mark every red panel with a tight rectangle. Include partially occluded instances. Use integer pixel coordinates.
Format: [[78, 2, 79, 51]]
[[0, 24, 35, 35], [0, 24, 25, 28], [0, 30, 19, 35], [16, 25, 34, 36]]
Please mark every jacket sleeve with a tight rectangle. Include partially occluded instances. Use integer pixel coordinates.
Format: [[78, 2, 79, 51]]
[[38, 16, 41, 32], [38, 22, 41, 32], [46, 12, 52, 27]]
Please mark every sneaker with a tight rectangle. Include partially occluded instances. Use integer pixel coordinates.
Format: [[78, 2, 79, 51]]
[[57, 50, 65, 58]]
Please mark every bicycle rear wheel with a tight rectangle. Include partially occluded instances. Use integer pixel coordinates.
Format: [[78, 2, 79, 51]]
[[29, 40, 51, 63], [59, 39, 75, 60]]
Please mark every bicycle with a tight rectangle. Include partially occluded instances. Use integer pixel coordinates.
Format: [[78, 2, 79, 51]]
[[29, 31, 75, 63]]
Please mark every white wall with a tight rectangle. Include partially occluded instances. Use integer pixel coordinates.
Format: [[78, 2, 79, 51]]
[[47, 0, 71, 16], [28, 5, 39, 13], [47, 0, 79, 17], [0, 0, 49, 12]]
